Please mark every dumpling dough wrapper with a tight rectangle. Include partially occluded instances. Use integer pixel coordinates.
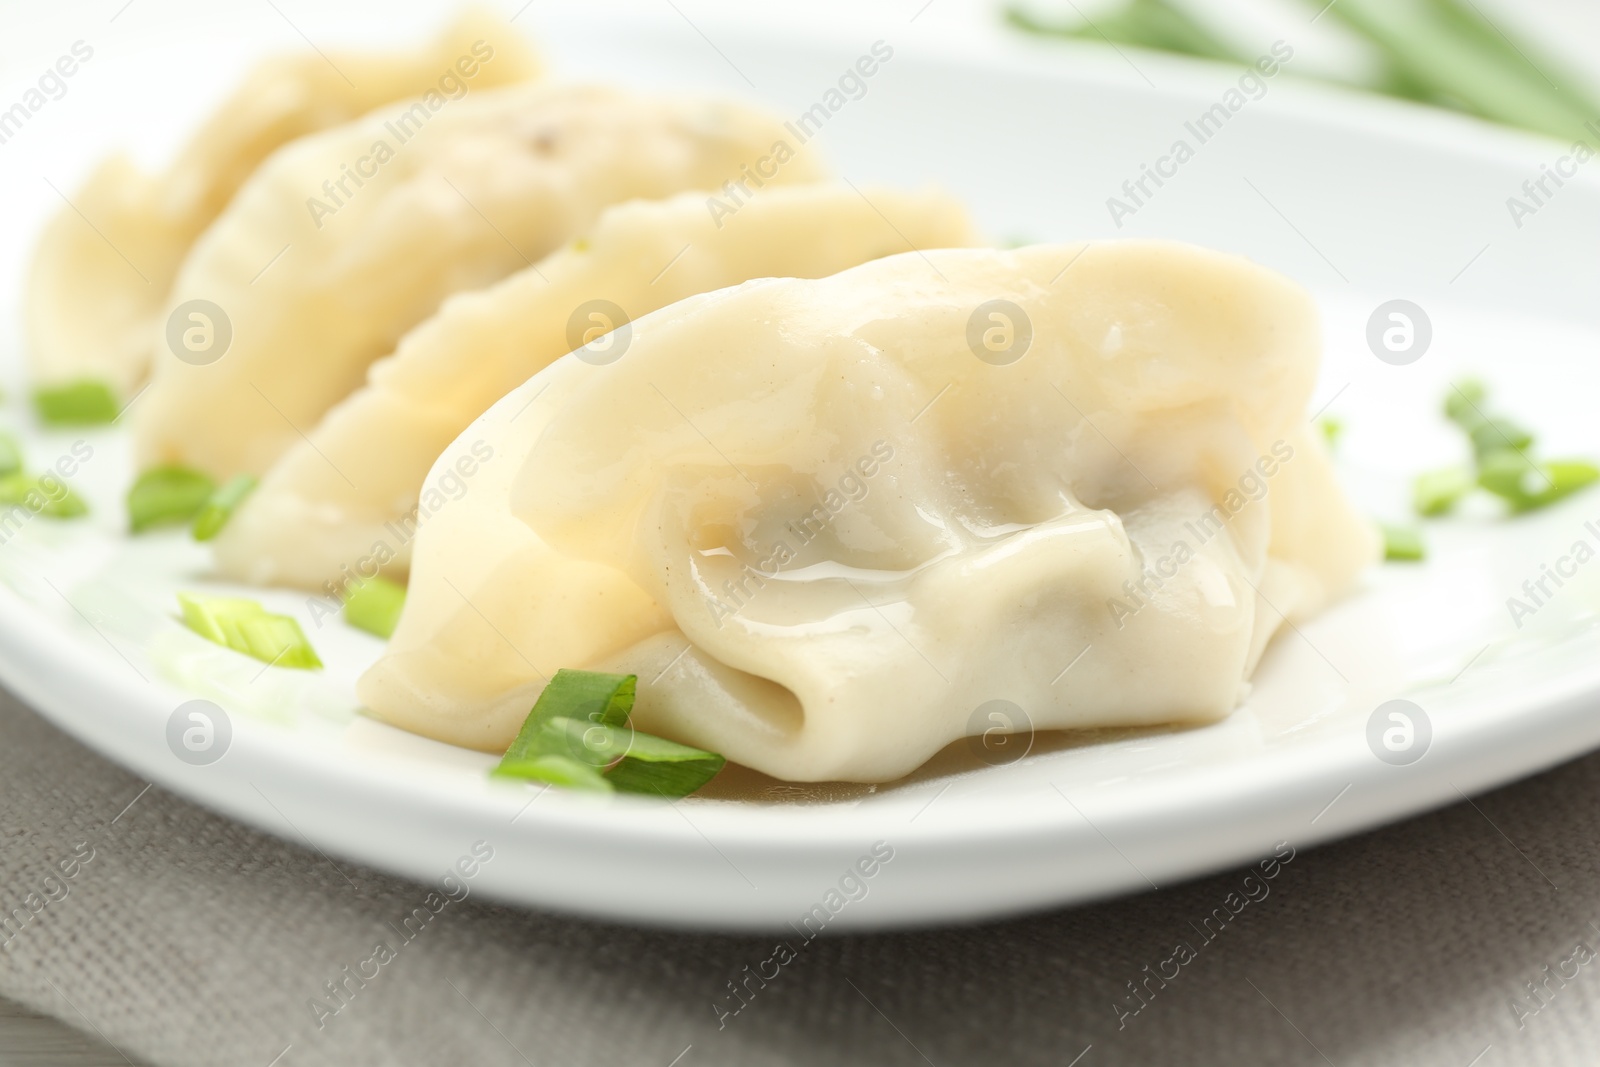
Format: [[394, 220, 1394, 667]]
[[359, 241, 1378, 783], [27, 8, 539, 401], [133, 82, 825, 479], [213, 183, 980, 590]]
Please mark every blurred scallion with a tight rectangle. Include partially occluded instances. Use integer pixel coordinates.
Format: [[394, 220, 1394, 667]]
[[494, 669, 724, 796], [33, 380, 119, 426], [128, 466, 216, 533], [178, 593, 322, 670], [1005, 0, 1600, 143], [343, 576, 407, 639], [1382, 523, 1426, 562], [192, 474, 257, 542]]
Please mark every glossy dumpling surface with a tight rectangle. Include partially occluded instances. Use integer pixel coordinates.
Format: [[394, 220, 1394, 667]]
[[359, 241, 1378, 782]]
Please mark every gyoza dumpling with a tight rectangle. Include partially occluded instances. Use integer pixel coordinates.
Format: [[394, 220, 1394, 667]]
[[213, 183, 980, 591], [132, 83, 823, 480], [357, 241, 1378, 782], [26, 8, 539, 404]]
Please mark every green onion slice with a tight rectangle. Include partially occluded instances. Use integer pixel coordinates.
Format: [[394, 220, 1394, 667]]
[[192, 474, 257, 541], [0, 433, 21, 478], [501, 668, 636, 765], [177, 592, 323, 669], [343, 576, 406, 639], [1443, 379, 1487, 426], [532, 716, 727, 796], [500, 669, 635, 764], [494, 669, 724, 796], [128, 466, 216, 533], [1466, 418, 1534, 461], [0, 472, 89, 519], [1412, 465, 1474, 517], [1433, 380, 1599, 516], [1318, 416, 1343, 449], [491, 755, 614, 792], [1381, 523, 1426, 562], [1479, 452, 1600, 513], [603, 729, 728, 797], [33, 380, 120, 426]]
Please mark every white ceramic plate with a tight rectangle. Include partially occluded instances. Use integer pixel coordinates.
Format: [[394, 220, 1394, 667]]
[[3, 4, 1600, 930]]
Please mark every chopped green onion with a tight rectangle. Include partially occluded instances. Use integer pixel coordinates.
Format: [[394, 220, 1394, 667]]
[[1466, 418, 1533, 462], [177, 592, 323, 669], [1429, 380, 1600, 516], [532, 716, 634, 766], [500, 669, 635, 764], [1443, 385, 1535, 462], [491, 754, 614, 792], [1476, 449, 1539, 502], [33, 380, 119, 426], [1382, 523, 1426, 562], [178, 593, 259, 643], [0, 472, 88, 519], [1412, 465, 1474, 517], [534, 716, 728, 796], [192, 474, 257, 541], [343, 576, 407, 639], [1479, 452, 1600, 513], [603, 729, 728, 796], [0, 436, 86, 519], [1531, 460, 1600, 509], [40, 485, 88, 519], [494, 669, 723, 796], [1318, 416, 1343, 449], [0, 433, 21, 478], [1443, 379, 1487, 426], [502, 669, 636, 765], [128, 466, 216, 533]]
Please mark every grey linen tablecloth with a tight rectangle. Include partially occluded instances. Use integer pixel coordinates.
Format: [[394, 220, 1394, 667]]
[[5, 685, 1600, 1067]]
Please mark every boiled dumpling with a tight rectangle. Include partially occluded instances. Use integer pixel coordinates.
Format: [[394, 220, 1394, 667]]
[[213, 183, 980, 591], [26, 8, 539, 402], [358, 241, 1378, 782], [132, 83, 825, 479]]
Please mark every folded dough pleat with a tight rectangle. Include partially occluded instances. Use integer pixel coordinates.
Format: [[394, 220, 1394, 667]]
[[360, 241, 1378, 782]]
